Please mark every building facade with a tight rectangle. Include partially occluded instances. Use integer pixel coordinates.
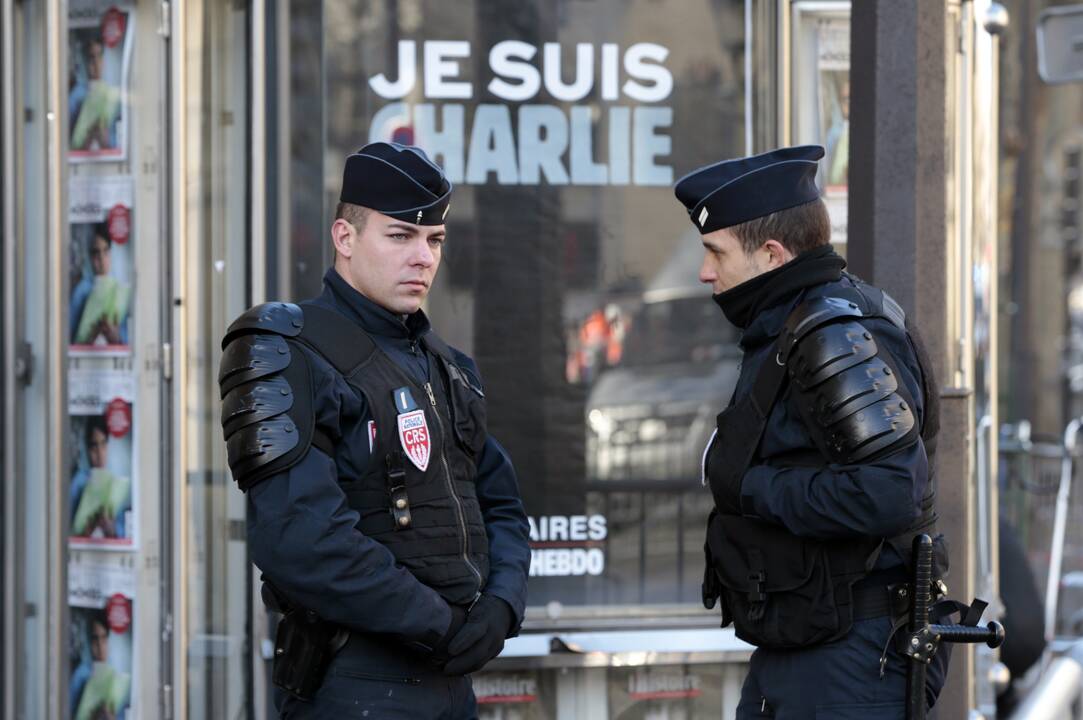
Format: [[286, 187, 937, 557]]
[[2, 1, 1022, 718]]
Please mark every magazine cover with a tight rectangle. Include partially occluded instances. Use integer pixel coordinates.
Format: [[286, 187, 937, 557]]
[[68, 366, 135, 548], [69, 560, 135, 720], [68, 4, 134, 162], [69, 175, 133, 355]]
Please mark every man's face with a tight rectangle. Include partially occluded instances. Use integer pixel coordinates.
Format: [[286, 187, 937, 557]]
[[699, 228, 769, 294], [86, 40, 104, 81], [90, 620, 109, 662], [90, 235, 111, 276], [335, 211, 444, 314], [87, 427, 108, 468]]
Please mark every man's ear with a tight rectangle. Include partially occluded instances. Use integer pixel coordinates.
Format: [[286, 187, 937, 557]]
[[762, 239, 793, 269], [331, 218, 354, 259]]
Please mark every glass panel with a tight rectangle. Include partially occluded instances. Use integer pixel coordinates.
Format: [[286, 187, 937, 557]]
[[301, 0, 751, 616], [9, 1, 54, 716], [790, 2, 850, 253], [180, 1, 250, 718]]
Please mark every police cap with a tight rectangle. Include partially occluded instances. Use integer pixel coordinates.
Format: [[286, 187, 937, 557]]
[[339, 142, 452, 225], [674, 145, 824, 234]]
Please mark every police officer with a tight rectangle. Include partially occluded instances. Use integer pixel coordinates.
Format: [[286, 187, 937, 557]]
[[219, 142, 530, 718], [676, 146, 950, 717]]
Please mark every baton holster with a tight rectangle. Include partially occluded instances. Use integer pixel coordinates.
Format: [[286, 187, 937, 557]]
[[272, 607, 349, 700]]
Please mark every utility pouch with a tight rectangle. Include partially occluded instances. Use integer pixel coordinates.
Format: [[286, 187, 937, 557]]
[[706, 512, 878, 648], [272, 609, 348, 700]]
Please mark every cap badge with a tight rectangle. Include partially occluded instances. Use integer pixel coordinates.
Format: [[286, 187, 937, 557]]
[[416, 210, 423, 224], [698, 207, 709, 227]]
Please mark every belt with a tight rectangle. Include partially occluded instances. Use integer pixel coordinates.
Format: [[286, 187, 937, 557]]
[[852, 583, 894, 620]]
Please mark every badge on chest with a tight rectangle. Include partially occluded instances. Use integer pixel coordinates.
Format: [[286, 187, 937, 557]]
[[393, 387, 431, 471]]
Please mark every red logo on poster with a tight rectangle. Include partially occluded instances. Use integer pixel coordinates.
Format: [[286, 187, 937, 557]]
[[105, 398, 131, 438], [397, 409, 431, 471], [107, 204, 130, 245], [105, 593, 132, 634], [101, 7, 126, 49]]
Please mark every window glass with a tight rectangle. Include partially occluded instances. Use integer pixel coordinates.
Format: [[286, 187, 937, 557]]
[[316, 0, 747, 613], [180, 2, 251, 717]]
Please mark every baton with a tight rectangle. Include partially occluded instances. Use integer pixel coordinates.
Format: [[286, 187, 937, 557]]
[[905, 534, 1005, 720]]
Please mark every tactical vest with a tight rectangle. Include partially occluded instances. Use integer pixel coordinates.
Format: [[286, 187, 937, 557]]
[[702, 280, 942, 649], [220, 302, 490, 606]]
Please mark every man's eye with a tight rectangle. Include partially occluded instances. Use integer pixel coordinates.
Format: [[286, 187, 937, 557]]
[[429, 237, 445, 247], [390, 233, 408, 240]]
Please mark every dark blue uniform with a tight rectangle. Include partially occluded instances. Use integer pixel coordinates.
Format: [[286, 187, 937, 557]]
[[725, 272, 948, 719], [249, 269, 530, 719]]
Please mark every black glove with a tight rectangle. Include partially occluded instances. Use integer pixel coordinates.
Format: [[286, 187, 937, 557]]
[[426, 603, 468, 666], [443, 594, 514, 676]]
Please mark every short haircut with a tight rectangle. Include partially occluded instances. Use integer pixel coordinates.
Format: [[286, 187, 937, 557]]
[[335, 202, 371, 232], [89, 607, 109, 633], [729, 198, 832, 257], [92, 222, 112, 247], [85, 415, 108, 445]]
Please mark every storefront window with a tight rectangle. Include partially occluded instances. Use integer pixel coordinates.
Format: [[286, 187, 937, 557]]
[[283, 0, 751, 617], [180, 2, 251, 718], [790, 2, 850, 250]]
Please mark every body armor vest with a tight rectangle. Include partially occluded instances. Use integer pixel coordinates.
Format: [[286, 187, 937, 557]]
[[219, 301, 490, 606], [702, 280, 942, 649], [297, 303, 491, 606]]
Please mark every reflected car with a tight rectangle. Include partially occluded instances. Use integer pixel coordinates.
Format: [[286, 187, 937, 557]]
[[585, 291, 741, 485]]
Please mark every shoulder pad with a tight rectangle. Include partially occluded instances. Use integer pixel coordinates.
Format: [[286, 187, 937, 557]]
[[778, 296, 864, 362], [788, 321, 917, 464], [218, 330, 315, 491], [219, 333, 291, 397], [788, 320, 877, 388], [221, 302, 304, 349]]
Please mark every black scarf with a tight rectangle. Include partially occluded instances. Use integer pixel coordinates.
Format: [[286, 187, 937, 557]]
[[712, 245, 846, 329]]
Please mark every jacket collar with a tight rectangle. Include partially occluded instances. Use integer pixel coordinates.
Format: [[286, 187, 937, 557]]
[[321, 267, 431, 342]]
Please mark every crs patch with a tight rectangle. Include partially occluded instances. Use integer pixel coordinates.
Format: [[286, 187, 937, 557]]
[[397, 409, 431, 471]]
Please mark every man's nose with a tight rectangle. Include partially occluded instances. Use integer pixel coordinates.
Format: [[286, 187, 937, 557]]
[[412, 239, 434, 267], [699, 257, 715, 284]]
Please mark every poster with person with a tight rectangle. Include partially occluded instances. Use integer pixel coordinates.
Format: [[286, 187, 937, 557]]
[[69, 175, 133, 355], [69, 366, 135, 548], [68, 560, 134, 720], [68, 3, 134, 162]]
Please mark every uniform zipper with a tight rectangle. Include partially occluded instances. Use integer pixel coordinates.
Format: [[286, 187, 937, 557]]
[[425, 381, 484, 599]]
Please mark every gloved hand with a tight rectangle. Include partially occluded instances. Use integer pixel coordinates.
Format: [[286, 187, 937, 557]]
[[426, 603, 468, 667], [442, 594, 514, 676]]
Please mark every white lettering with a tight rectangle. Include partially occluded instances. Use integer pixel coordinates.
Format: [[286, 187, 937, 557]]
[[414, 104, 466, 182], [569, 515, 588, 541], [488, 41, 542, 102], [368, 102, 410, 144], [368, 102, 673, 187], [465, 104, 518, 184], [424, 40, 472, 99], [518, 105, 570, 185], [633, 106, 673, 186], [601, 43, 620, 101], [570, 106, 607, 185], [587, 514, 607, 541], [529, 548, 605, 576], [369, 40, 416, 99], [622, 42, 673, 103], [608, 106, 632, 185], [543, 42, 594, 102]]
